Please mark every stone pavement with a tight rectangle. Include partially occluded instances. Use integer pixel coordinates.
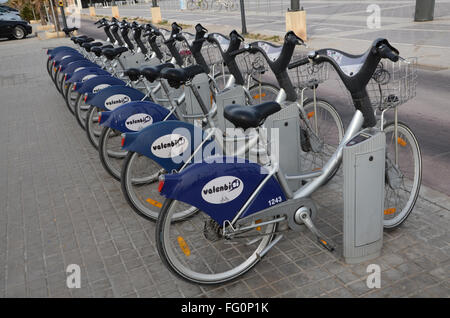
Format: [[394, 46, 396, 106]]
[[0, 37, 449, 298]]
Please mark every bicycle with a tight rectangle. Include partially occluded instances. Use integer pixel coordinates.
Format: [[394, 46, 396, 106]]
[[211, 0, 238, 11], [154, 38, 416, 284], [187, 0, 208, 10]]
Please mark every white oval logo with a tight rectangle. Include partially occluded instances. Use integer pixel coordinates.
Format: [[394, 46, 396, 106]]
[[125, 113, 153, 131], [82, 74, 97, 82], [104, 94, 131, 110], [61, 55, 71, 60], [92, 84, 111, 93], [74, 67, 86, 73], [201, 176, 244, 204], [151, 134, 189, 158]]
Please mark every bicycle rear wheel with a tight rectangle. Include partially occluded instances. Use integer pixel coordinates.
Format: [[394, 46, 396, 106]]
[[65, 83, 79, 114], [156, 199, 278, 284], [383, 121, 422, 229], [74, 93, 90, 130], [121, 152, 198, 221], [98, 127, 127, 181], [85, 106, 102, 149]]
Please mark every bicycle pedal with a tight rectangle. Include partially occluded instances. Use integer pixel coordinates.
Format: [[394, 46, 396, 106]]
[[318, 237, 335, 252]]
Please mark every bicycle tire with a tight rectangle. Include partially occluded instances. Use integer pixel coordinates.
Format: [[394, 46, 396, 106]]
[[65, 83, 78, 115], [156, 198, 278, 284], [121, 152, 198, 222], [382, 121, 422, 229], [299, 98, 344, 185], [248, 82, 280, 105], [74, 93, 89, 130], [98, 126, 127, 181], [85, 106, 102, 149]]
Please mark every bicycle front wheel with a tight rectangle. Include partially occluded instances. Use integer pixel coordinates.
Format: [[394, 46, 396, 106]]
[[299, 99, 344, 179], [248, 83, 280, 105], [156, 199, 278, 284], [383, 121, 422, 229]]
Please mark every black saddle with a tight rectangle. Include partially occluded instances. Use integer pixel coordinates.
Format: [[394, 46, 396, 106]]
[[91, 45, 111, 57], [102, 47, 128, 60], [123, 68, 141, 81], [140, 63, 175, 82], [82, 42, 102, 52], [63, 27, 78, 35], [160, 64, 205, 88], [75, 37, 94, 45], [70, 35, 87, 43], [224, 101, 281, 130]]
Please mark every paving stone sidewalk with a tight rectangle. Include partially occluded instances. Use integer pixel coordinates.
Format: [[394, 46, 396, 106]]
[[0, 37, 448, 298]]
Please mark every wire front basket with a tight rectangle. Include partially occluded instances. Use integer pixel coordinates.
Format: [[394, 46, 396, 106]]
[[288, 54, 330, 89], [367, 57, 417, 110], [235, 51, 270, 78], [201, 43, 223, 68]]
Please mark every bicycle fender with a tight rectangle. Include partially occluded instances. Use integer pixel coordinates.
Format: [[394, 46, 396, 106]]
[[52, 52, 84, 67], [57, 56, 87, 71], [47, 46, 77, 56], [122, 121, 216, 172], [86, 85, 148, 111], [160, 157, 286, 225], [99, 101, 177, 133], [65, 67, 111, 84], [60, 60, 99, 76], [49, 50, 81, 63], [75, 75, 126, 94]]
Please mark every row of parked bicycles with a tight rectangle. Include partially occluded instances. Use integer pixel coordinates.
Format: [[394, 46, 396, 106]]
[[46, 17, 422, 284]]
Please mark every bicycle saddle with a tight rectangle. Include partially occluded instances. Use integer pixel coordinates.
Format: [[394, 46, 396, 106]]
[[76, 37, 95, 45], [224, 101, 281, 130], [63, 27, 78, 35], [71, 35, 87, 43], [123, 68, 141, 81], [160, 64, 205, 88], [82, 42, 102, 52], [102, 47, 128, 60], [91, 45, 113, 57], [140, 63, 175, 82]]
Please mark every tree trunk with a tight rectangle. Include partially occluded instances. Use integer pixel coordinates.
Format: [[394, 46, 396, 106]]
[[40, 4, 47, 25]]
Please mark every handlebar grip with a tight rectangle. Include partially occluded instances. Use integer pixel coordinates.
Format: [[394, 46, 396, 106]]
[[379, 44, 399, 62], [288, 57, 310, 69]]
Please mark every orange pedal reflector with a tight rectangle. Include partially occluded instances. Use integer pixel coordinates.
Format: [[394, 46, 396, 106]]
[[307, 111, 315, 119], [320, 239, 328, 245], [252, 93, 266, 99], [177, 236, 190, 256], [146, 198, 162, 208], [384, 208, 396, 215], [255, 219, 262, 231], [397, 137, 407, 147]]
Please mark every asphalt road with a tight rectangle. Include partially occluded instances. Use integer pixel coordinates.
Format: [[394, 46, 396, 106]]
[[75, 17, 450, 196]]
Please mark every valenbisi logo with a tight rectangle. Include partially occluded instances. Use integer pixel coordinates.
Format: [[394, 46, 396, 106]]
[[201, 176, 244, 204], [104, 94, 131, 110], [82, 74, 97, 82], [125, 113, 153, 131], [92, 84, 110, 93], [151, 134, 189, 158]]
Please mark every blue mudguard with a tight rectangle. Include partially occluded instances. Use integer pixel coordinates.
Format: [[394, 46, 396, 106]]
[[47, 46, 77, 56], [160, 157, 286, 225], [99, 101, 177, 132], [52, 52, 84, 67], [48, 50, 81, 63], [66, 67, 111, 84], [86, 85, 148, 111], [75, 75, 126, 94], [122, 121, 216, 172], [57, 56, 87, 71], [60, 60, 99, 77]]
